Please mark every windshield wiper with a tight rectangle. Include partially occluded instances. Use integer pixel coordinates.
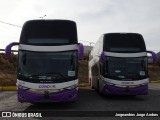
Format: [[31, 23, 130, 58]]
[[31, 72, 68, 79], [44, 72, 63, 76]]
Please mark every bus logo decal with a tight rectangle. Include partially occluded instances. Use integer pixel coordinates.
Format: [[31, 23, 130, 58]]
[[39, 85, 56, 88]]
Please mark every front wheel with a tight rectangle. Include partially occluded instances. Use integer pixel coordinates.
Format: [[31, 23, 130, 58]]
[[96, 80, 100, 92], [90, 78, 95, 89], [97, 80, 104, 95]]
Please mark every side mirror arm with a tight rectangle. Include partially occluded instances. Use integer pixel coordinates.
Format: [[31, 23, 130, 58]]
[[5, 42, 19, 59], [78, 43, 84, 60], [147, 51, 157, 64]]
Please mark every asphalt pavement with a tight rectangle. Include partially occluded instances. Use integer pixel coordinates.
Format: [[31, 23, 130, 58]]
[[0, 83, 160, 120]]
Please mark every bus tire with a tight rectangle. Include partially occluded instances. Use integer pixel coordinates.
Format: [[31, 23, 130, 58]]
[[96, 80, 100, 92], [91, 85, 95, 89], [31, 102, 41, 106], [91, 79, 95, 89]]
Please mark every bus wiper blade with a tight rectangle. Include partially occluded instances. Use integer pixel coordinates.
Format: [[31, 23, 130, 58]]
[[19, 73, 31, 78], [43, 72, 64, 76], [40, 72, 68, 79], [31, 72, 68, 79], [31, 72, 62, 76]]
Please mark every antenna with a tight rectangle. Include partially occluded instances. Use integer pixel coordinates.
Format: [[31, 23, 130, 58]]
[[40, 15, 46, 19]]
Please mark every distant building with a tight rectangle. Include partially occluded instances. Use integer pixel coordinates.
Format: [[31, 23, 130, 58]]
[[157, 52, 160, 59], [83, 46, 93, 61], [84, 46, 93, 54]]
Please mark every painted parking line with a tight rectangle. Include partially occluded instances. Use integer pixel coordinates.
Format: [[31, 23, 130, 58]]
[[149, 83, 160, 90], [150, 80, 160, 83], [0, 86, 17, 91]]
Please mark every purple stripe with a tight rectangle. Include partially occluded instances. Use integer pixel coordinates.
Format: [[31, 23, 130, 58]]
[[100, 51, 105, 63]]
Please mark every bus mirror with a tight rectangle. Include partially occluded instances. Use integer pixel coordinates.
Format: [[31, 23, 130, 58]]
[[5, 42, 19, 59], [147, 51, 157, 64], [78, 43, 84, 60], [100, 52, 105, 63]]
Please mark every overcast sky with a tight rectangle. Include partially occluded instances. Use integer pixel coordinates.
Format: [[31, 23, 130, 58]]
[[0, 0, 160, 52]]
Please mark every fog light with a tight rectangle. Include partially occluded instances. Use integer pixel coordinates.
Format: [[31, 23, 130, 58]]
[[18, 94, 26, 100]]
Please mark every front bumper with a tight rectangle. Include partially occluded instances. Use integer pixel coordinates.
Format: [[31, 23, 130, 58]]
[[102, 84, 148, 95], [17, 88, 78, 103]]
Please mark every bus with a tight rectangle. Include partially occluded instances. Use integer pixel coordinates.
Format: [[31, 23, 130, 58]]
[[89, 33, 156, 95], [5, 20, 84, 103]]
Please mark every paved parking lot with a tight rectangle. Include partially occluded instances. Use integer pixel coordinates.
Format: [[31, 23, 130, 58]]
[[0, 83, 160, 120]]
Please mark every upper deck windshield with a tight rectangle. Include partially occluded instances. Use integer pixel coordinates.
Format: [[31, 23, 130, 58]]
[[103, 33, 146, 53], [104, 57, 148, 80], [20, 20, 78, 45], [18, 50, 78, 83]]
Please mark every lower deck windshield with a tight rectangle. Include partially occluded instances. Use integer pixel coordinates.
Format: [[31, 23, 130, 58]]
[[104, 56, 147, 80], [18, 50, 78, 83]]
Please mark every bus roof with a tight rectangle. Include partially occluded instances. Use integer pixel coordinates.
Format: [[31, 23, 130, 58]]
[[20, 19, 78, 45]]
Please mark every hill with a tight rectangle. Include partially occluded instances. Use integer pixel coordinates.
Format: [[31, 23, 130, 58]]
[[0, 53, 17, 86], [0, 53, 160, 86]]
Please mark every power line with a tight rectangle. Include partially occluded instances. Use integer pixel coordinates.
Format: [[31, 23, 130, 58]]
[[0, 20, 22, 28]]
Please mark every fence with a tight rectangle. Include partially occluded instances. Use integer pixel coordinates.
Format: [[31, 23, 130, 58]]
[[0, 49, 18, 53]]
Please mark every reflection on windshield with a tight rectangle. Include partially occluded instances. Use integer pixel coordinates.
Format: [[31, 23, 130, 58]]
[[105, 57, 147, 79], [18, 50, 77, 80]]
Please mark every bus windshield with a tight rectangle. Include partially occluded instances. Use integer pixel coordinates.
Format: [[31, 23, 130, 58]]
[[18, 50, 77, 83], [104, 57, 147, 80]]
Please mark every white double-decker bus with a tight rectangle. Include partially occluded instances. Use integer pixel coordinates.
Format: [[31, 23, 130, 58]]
[[89, 33, 156, 95], [6, 20, 84, 103]]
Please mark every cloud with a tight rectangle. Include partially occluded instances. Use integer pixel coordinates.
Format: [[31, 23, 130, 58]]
[[0, 0, 160, 51]]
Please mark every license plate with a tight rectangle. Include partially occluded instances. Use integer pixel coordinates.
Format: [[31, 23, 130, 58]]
[[121, 81, 134, 85]]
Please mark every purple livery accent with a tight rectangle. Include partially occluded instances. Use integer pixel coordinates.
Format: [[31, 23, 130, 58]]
[[5, 42, 19, 59], [17, 88, 78, 103], [102, 84, 148, 95], [147, 51, 157, 64], [78, 43, 84, 60], [100, 51, 105, 63]]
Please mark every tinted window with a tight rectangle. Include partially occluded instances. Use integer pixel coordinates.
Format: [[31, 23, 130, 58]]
[[104, 56, 148, 80], [103, 33, 146, 52], [20, 20, 78, 46], [18, 50, 78, 83]]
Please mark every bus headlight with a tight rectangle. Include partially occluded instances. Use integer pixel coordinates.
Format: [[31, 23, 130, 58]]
[[24, 85, 77, 94], [65, 85, 77, 90], [18, 85, 29, 90]]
